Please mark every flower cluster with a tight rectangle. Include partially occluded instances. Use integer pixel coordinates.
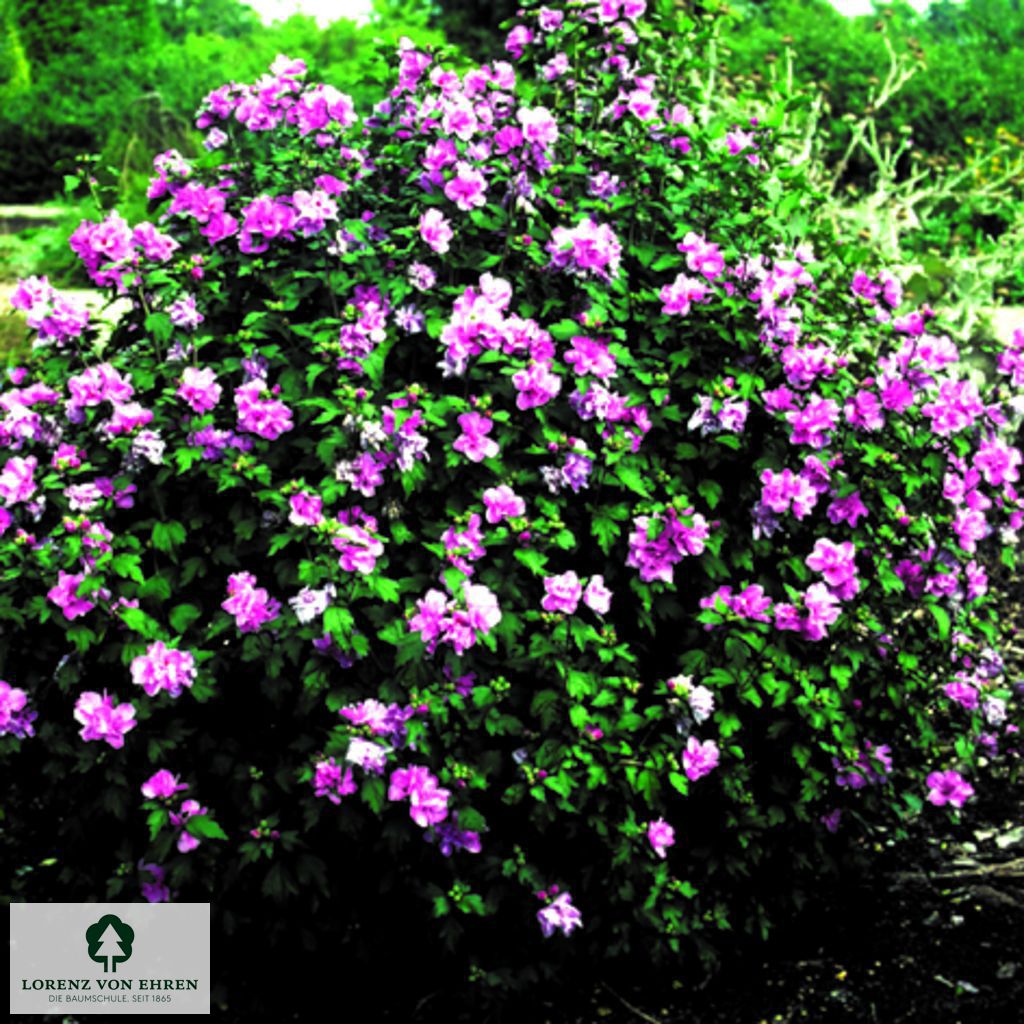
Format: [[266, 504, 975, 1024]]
[[313, 756, 357, 804], [647, 818, 676, 859], [9, 276, 90, 346], [73, 691, 136, 749], [222, 572, 281, 633], [141, 769, 189, 800], [409, 582, 501, 655], [140, 861, 171, 903], [426, 817, 483, 857], [627, 507, 711, 584], [667, 674, 715, 724], [834, 743, 893, 790], [536, 888, 583, 938], [0, 680, 35, 738], [546, 218, 622, 281], [131, 642, 197, 698], [925, 769, 975, 809], [541, 571, 612, 615], [388, 764, 451, 828], [234, 378, 294, 440], [177, 367, 222, 413], [682, 736, 720, 782], [331, 509, 385, 574], [170, 798, 209, 853], [339, 698, 417, 744]]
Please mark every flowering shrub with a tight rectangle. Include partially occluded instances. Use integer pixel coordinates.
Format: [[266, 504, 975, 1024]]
[[3, 0, 1023, 1001]]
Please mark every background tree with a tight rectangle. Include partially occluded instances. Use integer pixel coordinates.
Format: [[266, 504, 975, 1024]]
[[0, 0, 446, 204]]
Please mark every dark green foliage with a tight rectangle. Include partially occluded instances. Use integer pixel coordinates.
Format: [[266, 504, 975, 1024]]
[[0, 0, 446, 203], [431, 0, 519, 57]]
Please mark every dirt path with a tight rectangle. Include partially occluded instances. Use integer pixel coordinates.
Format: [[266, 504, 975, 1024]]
[[0, 204, 72, 236]]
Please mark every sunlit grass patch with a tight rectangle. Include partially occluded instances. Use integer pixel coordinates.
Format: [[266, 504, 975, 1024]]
[[0, 308, 31, 363]]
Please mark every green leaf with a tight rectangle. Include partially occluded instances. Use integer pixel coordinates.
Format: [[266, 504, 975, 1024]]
[[120, 606, 162, 639], [615, 462, 650, 497], [548, 318, 581, 341], [169, 604, 201, 633], [267, 533, 292, 557], [458, 893, 486, 916], [323, 606, 355, 639], [139, 575, 172, 601], [592, 514, 621, 554], [110, 553, 144, 583], [697, 480, 722, 510], [152, 520, 186, 552], [544, 771, 574, 798], [725, 636, 749, 665], [146, 808, 169, 841], [361, 776, 386, 814], [514, 548, 549, 574], [394, 634, 424, 668], [668, 772, 689, 796], [530, 689, 560, 724], [65, 625, 95, 655], [458, 808, 487, 832], [739, 684, 763, 708], [185, 815, 229, 841], [631, 242, 656, 267], [566, 670, 594, 699], [145, 312, 174, 344], [367, 575, 401, 602], [718, 712, 742, 738], [928, 604, 951, 641], [261, 863, 298, 900]]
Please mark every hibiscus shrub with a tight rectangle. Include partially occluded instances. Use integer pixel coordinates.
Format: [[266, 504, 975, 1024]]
[[3, 0, 1023, 1009]]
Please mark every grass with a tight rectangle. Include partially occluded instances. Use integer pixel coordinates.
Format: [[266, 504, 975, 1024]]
[[0, 309, 31, 363], [0, 203, 90, 288]]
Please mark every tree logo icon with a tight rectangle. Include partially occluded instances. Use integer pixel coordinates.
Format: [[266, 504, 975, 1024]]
[[85, 914, 135, 973]]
